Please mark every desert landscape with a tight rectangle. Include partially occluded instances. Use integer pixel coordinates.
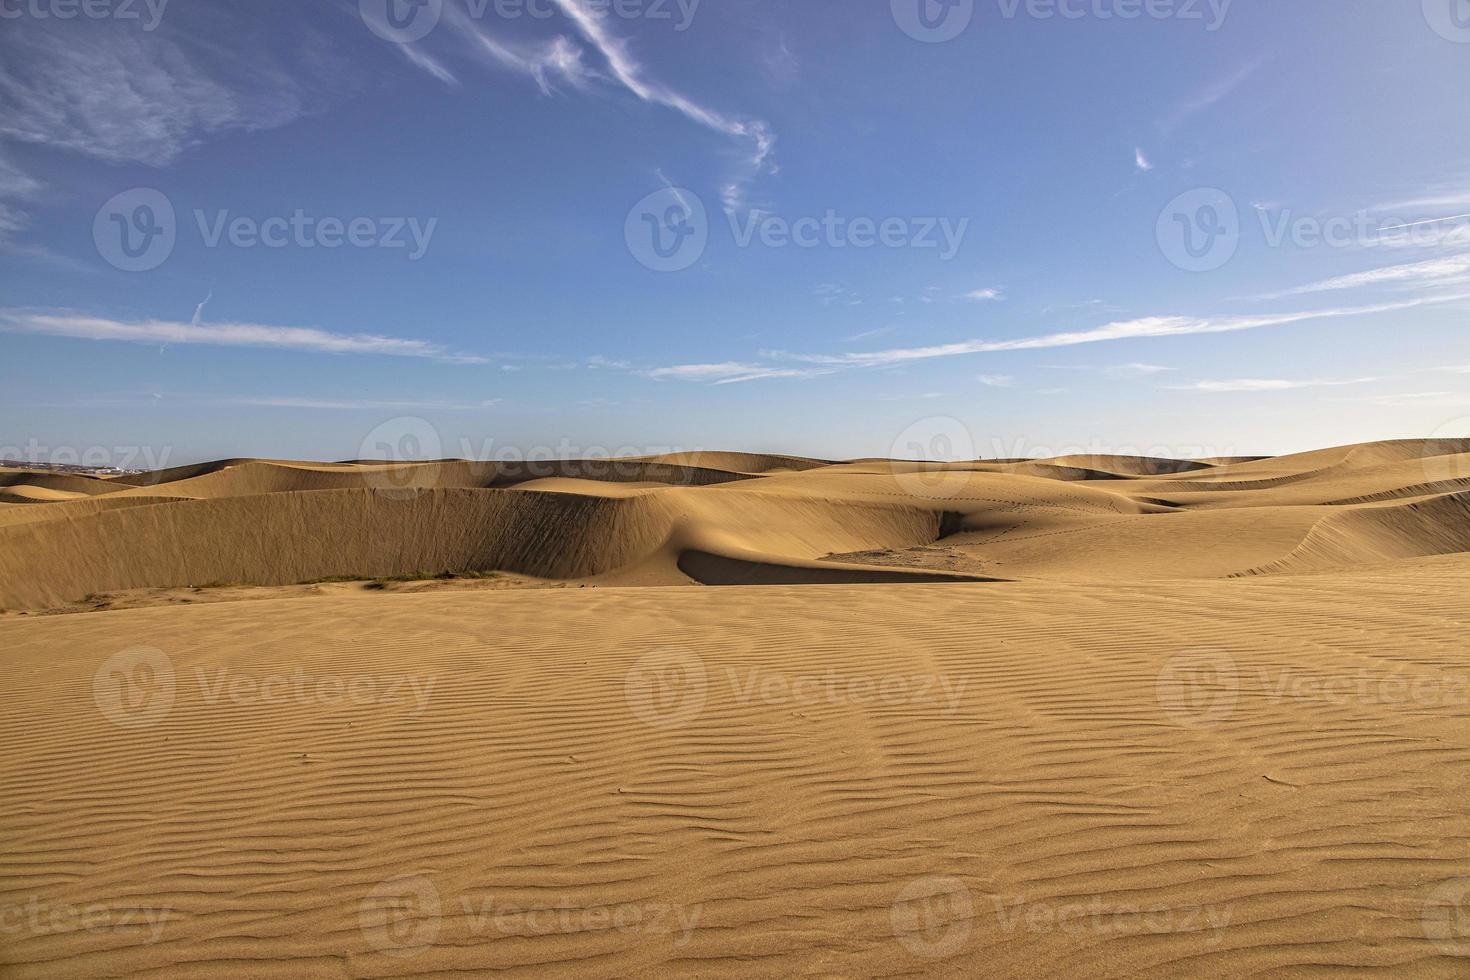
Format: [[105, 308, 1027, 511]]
[[3, 439, 1470, 976], [5, 2, 1469, 975]]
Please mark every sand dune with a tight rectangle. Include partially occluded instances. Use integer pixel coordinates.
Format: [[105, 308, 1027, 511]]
[[3, 439, 1470, 976], [3, 566, 1469, 976], [5, 438, 1470, 609], [0, 484, 84, 503], [0, 470, 121, 496]]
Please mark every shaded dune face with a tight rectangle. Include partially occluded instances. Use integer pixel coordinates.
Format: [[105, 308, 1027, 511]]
[[2, 439, 1470, 610]]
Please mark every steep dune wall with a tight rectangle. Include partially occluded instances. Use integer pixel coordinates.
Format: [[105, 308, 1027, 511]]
[[1240, 492, 1470, 576], [0, 485, 962, 609], [0, 489, 680, 609]]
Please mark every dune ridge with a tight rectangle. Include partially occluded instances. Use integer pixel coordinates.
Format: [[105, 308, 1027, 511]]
[[4, 439, 1470, 610]]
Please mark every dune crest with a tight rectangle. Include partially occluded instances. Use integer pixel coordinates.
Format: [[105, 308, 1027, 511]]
[[4, 439, 1470, 610]]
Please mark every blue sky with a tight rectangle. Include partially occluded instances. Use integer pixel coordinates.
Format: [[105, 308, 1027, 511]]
[[2, 0, 1469, 466]]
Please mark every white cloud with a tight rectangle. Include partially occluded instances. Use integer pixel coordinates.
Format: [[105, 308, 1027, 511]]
[[1106, 362, 1173, 378], [0, 18, 340, 246], [1357, 213, 1470, 252], [1381, 194, 1470, 212], [843, 326, 895, 343], [813, 282, 858, 306], [1134, 147, 1153, 172], [0, 22, 319, 167], [643, 361, 832, 385], [1265, 254, 1470, 297], [0, 310, 488, 363], [191, 291, 213, 328], [407, 2, 773, 211], [1047, 362, 1173, 379], [1374, 171, 1470, 214], [0, 151, 39, 199], [631, 292, 1470, 386], [1166, 377, 1378, 393], [443, 7, 594, 94], [978, 374, 1014, 387], [547, 0, 773, 211], [549, 0, 773, 170], [399, 43, 460, 87], [962, 288, 1004, 302], [234, 396, 501, 410], [768, 296, 1461, 369], [1159, 59, 1263, 133], [1349, 391, 1470, 409]]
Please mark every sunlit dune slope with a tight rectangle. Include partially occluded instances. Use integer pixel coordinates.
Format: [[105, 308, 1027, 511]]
[[2, 565, 1469, 976], [2, 438, 1470, 609]]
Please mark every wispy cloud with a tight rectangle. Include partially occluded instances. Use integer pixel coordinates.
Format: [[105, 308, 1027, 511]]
[[0, 310, 488, 363], [1346, 391, 1470, 409], [0, 22, 323, 167], [635, 294, 1467, 386], [399, 43, 460, 86], [1159, 58, 1263, 134], [843, 326, 895, 343], [1374, 171, 1470, 214], [1262, 254, 1470, 297], [1133, 147, 1153, 173], [0, 150, 39, 245], [443, 5, 593, 94], [233, 396, 502, 410], [978, 374, 1014, 387], [1046, 362, 1174, 378], [404, 1, 774, 212], [1380, 194, 1470, 212], [0, 18, 340, 246], [1166, 377, 1379, 393], [962, 288, 1004, 302], [191, 291, 213, 327], [0, 150, 39, 200], [548, 0, 773, 171], [768, 297, 1459, 369], [813, 283, 861, 306], [643, 361, 833, 385], [1105, 362, 1172, 378], [1357, 212, 1470, 252]]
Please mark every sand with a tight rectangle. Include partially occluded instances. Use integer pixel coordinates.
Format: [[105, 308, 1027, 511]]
[[2, 440, 1469, 976]]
